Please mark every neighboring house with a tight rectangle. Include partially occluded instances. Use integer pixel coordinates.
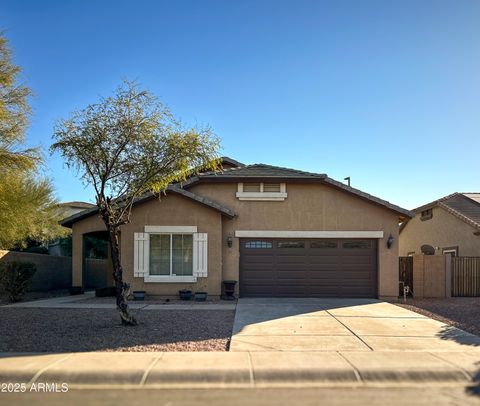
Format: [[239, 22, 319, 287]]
[[61, 158, 412, 299], [59, 201, 96, 218], [399, 193, 480, 257], [48, 201, 95, 256]]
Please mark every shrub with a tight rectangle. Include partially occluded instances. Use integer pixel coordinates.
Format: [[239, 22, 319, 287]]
[[0, 262, 36, 302]]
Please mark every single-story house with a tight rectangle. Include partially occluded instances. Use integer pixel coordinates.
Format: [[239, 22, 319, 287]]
[[399, 192, 480, 257], [61, 158, 413, 299]]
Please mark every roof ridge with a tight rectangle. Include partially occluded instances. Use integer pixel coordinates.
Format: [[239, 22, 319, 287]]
[[249, 162, 326, 177]]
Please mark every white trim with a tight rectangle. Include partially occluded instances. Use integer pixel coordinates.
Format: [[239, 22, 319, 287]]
[[234, 230, 385, 238], [144, 275, 197, 283], [144, 226, 197, 233], [236, 183, 287, 201], [236, 192, 288, 201]]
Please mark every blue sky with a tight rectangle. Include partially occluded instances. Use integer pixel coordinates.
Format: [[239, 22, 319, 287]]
[[2, 0, 479, 209]]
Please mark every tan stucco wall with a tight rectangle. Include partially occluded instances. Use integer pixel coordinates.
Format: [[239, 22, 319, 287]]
[[191, 182, 400, 299], [71, 215, 107, 287], [70, 182, 401, 298], [399, 207, 480, 257], [71, 194, 223, 296], [120, 195, 223, 296]]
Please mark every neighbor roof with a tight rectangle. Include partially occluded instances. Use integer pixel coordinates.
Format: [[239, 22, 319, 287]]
[[60, 201, 95, 209], [414, 192, 480, 230]]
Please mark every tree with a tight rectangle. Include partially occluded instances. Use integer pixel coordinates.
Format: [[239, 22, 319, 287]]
[[0, 33, 64, 249], [51, 81, 220, 325], [0, 33, 39, 170], [0, 171, 66, 249]]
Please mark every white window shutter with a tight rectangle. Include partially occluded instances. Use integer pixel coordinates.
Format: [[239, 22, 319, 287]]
[[134, 232, 150, 277], [193, 233, 208, 277]]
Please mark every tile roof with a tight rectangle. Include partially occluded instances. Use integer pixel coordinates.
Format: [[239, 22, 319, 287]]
[[414, 192, 480, 230]]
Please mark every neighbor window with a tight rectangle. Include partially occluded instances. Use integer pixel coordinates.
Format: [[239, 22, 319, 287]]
[[421, 209, 433, 221], [442, 247, 458, 257], [150, 234, 193, 276]]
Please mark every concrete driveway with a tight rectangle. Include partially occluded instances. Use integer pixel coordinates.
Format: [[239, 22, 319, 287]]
[[230, 298, 480, 352]]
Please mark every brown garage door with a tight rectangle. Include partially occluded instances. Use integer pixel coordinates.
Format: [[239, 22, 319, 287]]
[[239, 239, 377, 298]]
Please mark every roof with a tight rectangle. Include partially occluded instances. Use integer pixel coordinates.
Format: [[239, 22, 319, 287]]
[[61, 159, 413, 227], [181, 163, 412, 218], [60, 186, 236, 228], [60, 201, 95, 209], [412, 192, 480, 231]]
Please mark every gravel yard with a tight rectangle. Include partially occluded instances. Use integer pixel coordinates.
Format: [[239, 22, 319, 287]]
[[395, 297, 480, 337], [0, 289, 69, 305], [0, 308, 234, 352]]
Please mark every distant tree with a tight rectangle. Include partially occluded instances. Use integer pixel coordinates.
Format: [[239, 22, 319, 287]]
[[51, 81, 220, 325], [0, 33, 38, 170], [0, 171, 66, 249], [0, 33, 64, 249]]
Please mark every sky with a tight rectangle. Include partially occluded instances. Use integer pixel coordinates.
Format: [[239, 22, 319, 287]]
[[1, 0, 479, 209]]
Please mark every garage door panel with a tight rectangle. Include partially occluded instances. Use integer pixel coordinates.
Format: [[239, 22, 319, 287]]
[[240, 238, 377, 298]]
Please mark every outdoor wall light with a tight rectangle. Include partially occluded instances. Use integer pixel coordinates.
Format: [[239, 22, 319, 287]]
[[226, 235, 233, 248], [386, 234, 394, 249]]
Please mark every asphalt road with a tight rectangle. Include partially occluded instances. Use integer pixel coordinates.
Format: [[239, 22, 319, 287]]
[[1, 386, 479, 406]]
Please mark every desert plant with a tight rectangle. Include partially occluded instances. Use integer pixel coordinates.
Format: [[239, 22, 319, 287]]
[[0, 261, 36, 302]]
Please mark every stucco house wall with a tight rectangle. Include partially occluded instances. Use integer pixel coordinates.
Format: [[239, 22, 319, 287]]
[[399, 206, 480, 257], [70, 180, 403, 299], [190, 182, 400, 299], [72, 194, 223, 296]]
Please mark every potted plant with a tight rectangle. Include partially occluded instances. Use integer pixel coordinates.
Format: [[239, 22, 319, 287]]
[[179, 289, 193, 301], [194, 279, 208, 301], [132, 290, 146, 301]]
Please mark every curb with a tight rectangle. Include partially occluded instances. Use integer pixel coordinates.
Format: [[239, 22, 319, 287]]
[[0, 351, 478, 389]]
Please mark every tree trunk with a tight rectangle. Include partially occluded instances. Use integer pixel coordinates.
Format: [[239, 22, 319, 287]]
[[108, 227, 137, 326]]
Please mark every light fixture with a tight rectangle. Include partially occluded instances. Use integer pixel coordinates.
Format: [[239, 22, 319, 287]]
[[387, 234, 394, 249], [226, 235, 233, 248]]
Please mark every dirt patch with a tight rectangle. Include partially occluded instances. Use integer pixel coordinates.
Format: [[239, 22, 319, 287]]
[[0, 308, 234, 352], [395, 297, 480, 337]]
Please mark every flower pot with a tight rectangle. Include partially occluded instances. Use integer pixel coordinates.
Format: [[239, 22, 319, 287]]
[[179, 289, 193, 301], [132, 290, 146, 301], [194, 291, 208, 301]]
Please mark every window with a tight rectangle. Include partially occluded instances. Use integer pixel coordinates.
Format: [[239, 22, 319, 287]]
[[150, 234, 193, 276], [343, 241, 372, 249], [244, 240, 273, 249], [421, 209, 433, 221], [236, 182, 287, 201], [311, 241, 338, 249], [277, 241, 305, 248], [442, 246, 458, 257], [263, 183, 281, 192], [243, 183, 261, 192]]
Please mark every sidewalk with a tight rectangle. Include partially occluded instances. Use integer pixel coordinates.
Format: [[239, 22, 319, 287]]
[[0, 351, 478, 388], [3, 292, 236, 310]]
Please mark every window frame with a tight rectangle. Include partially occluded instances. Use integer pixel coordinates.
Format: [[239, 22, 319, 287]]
[[236, 182, 287, 201], [420, 209, 433, 221], [145, 231, 196, 283], [442, 246, 458, 257]]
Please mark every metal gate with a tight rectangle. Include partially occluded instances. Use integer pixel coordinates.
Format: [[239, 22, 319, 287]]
[[399, 256, 413, 296]]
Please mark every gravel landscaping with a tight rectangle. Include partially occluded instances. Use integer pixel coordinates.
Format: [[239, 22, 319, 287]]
[[395, 297, 480, 337], [0, 308, 234, 352], [0, 289, 69, 305]]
